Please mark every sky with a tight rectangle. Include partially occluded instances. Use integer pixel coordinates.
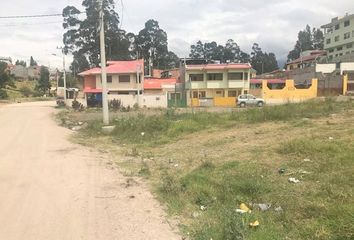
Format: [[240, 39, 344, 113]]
[[0, 0, 353, 69]]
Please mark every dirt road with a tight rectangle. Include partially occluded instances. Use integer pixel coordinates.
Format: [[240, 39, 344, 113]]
[[0, 102, 180, 240]]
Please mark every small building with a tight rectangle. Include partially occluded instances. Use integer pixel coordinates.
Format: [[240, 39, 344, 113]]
[[142, 78, 185, 108], [183, 62, 251, 107], [286, 50, 327, 70], [79, 60, 144, 107]]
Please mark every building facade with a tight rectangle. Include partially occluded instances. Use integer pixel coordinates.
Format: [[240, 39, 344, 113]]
[[183, 63, 251, 107], [79, 60, 144, 107], [321, 14, 354, 61]]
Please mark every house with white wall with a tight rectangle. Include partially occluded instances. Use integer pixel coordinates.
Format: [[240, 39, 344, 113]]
[[79, 60, 144, 107]]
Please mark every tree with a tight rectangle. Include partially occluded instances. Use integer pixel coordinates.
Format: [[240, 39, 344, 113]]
[[35, 66, 51, 96], [15, 60, 27, 67], [250, 43, 278, 74], [30, 56, 38, 66], [287, 25, 324, 62], [136, 19, 169, 70], [0, 61, 15, 99], [59, 72, 77, 88], [62, 0, 132, 72], [190, 40, 205, 59], [189, 39, 250, 63]]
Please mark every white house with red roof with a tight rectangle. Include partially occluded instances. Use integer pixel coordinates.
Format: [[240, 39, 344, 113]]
[[183, 62, 252, 107], [79, 60, 144, 107]]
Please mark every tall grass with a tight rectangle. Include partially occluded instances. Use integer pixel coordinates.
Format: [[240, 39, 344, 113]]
[[81, 99, 353, 145]]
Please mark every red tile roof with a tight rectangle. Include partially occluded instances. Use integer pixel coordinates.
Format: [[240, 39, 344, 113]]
[[187, 63, 251, 70], [287, 52, 327, 65], [251, 79, 285, 84], [144, 78, 177, 90], [79, 60, 144, 76]]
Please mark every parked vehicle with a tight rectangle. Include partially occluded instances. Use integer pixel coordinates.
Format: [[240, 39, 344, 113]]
[[237, 94, 265, 107]]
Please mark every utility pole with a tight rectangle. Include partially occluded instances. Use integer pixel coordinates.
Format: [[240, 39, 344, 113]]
[[136, 62, 141, 107], [62, 50, 67, 102], [99, 0, 109, 125], [53, 48, 67, 101]]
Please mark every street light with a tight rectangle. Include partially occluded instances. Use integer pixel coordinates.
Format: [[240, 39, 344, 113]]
[[52, 47, 67, 102]]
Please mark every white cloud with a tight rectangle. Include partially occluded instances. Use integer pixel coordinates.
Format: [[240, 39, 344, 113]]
[[0, 0, 353, 68]]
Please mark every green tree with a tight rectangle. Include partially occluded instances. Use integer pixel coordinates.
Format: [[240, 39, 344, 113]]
[[30, 56, 38, 66], [59, 72, 77, 88], [0, 61, 15, 98], [15, 60, 27, 67], [251, 43, 278, 74], [62, 1, 132, 72], [35, 66, 51, 96], [287, 25, 324, 62], [190, 40, 205, 59], [136, 19, 172, 70]]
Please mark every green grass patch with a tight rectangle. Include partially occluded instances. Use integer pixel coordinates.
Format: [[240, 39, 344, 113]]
[[79, 99, 354, 146]]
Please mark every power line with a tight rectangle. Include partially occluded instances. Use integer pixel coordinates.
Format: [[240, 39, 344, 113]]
[[0, 21, 62, 27], [0, 12, 85, 19]]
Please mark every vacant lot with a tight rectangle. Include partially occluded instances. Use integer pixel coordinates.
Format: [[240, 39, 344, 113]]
[[60, 99, 354, 240]]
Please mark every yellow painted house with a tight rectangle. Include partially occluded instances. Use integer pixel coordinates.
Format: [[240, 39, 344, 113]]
[[183, 63, 252, 107]]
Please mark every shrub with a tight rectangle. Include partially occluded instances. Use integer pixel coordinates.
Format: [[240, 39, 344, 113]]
[[109, 99, 122, 111], [0, 89, 8, 99], [19, 86, 33, 97], [72, 100, 84, 111]]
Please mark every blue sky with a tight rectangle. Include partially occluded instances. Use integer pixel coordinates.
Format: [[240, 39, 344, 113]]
[[0, 0, 352, 68]]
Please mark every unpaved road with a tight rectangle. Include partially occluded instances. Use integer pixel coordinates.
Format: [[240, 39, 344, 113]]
[[0, 102, 180, 240]]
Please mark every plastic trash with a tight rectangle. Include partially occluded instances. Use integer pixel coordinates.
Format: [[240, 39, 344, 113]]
[[288, 177, 300, 184], [249, 220, 260, 227]]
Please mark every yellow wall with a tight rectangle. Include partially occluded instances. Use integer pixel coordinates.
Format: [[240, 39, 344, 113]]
[[214, 97, 236, 107], [262, 79, 318, 102], [191, 98, 200, 107], [343, 74, 348, 95]]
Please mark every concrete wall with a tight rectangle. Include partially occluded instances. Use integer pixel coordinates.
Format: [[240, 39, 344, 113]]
[[262, 79, 318, 103], [96, 73, 143, 90], [316, 64, 336, 73], [140, 94, 168, 108], [340, 62, 354, 74]]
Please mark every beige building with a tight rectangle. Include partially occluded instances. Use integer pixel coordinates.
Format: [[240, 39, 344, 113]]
[[79, 60, 144, 107], [183, 62, 251, 107]]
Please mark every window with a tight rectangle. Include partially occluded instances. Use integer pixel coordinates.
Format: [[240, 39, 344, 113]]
[[328, 55, 333, 60], [107, 76, 112, 83], [192, 91, 206, 99], [215, 90, 224, 97], [189, 74, 204, 81], [329, 49, 334, 53], [339, 53, 343, 56], [347, 43, 353, 49], [346, 51, 350, 55], [119, 75, 130, 83], [353, 30, 354, 37], [244, 73, 249, 80], [326, 38, 331, 44], [337, 46, 343, 51], [335, 36, 340, 42], [228, 72, 243, 80], [228, 90, 237, 97], [344, 20, 350, 27], [344, 32, 350, 39], [207, 73, 223, 81], [335, 24, 340, 30]]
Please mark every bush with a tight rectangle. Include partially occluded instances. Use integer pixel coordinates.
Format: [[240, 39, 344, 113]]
[[0, 89, 8, 99], [19, 86, 33, 97], [109, 99, 122, 111], [72, 100, 84, 111]]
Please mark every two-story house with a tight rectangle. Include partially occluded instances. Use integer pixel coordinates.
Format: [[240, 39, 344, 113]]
[[183, 62, 251, 107], [79, 60, 144, 107]]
